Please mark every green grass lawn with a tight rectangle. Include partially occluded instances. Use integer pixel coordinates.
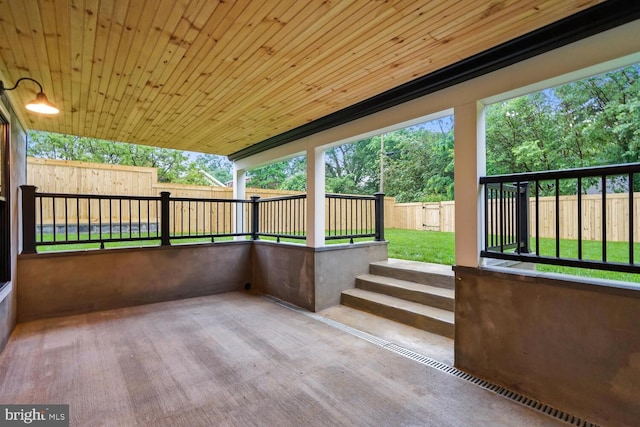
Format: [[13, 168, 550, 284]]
[[385, 228, 640, 283], [36, 228, 640, 283], [35, 232, 236, 252], [35, 230, 369, 251], [386, 228, 456, 265]]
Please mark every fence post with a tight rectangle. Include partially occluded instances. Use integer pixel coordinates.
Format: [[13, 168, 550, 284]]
[[160, 191, 171, 246], [250, 196, 260, 240], [20, 185, 37, 254], [518, 183, 530, 253], [374, 192, 385, 241]]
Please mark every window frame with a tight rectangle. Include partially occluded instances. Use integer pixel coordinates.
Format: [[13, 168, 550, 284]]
[[0, 111, 10, 286]]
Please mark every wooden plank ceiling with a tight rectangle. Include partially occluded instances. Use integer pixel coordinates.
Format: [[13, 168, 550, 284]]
[[0, 0, 603, 156]]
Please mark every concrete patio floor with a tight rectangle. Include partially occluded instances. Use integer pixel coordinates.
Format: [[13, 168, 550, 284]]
[[319, 304, 455, 366], [0, 292, 564, 426]]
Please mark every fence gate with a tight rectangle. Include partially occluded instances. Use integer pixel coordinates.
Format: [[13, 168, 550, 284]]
[[422, 203, 440, 231]]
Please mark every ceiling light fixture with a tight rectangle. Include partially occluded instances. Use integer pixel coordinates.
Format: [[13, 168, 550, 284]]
[[0, 77, 59, 115]]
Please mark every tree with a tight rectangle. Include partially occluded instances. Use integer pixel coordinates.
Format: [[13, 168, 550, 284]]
[[325, 137, 385, 194], [248, 156, 306, 190], [193, 154, 233, 184], [280, 173, 307, 191], [486, 64, 640, 195], [486, 92, 565, 175], [487, 65, 640, 174], [556, 65, 640, 165], [385, 127, 454, 202], [28, 131, 215, 184]]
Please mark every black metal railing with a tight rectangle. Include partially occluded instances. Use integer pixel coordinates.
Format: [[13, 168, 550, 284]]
[[325, 193, 384, 243], [22, 186, 163, 253], [20, 186, 254, 253], [480, 163, 640, 274], [252, 194, 307, 242], [248, 192, 385, 243], [168, 195, 252, 242], [484, 182, 530, 253], [21, 186, 385, 253]]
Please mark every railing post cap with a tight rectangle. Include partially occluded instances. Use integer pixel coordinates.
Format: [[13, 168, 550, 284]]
[[250, 195, 260, 200], [374, 192, 385, 197]]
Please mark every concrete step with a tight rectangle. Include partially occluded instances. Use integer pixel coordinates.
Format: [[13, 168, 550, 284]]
[[341, 288, 454, 339], [369, 259, 454, 290], [356, 274, 454, 312]]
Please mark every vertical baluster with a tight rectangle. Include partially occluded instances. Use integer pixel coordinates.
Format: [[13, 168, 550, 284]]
[[535, 182, 539, 256], [278, 200, 282, 236], [294, 198, 298, 237], [173, 199, 176, 236], [517, 182, 530, 254], [76, 198, 80, 241], [109, 198, 113, 240], [499, 183, 504, 252], [350, 198, 353, 236], [577, 177, 583, 260], [602, 175, 607, 262], [64, 196, 69, 242], [53, 196, 57, 242], [555, 179, 560, 257], [629, 172, 634, 265], [119, 199, 123, 240], [188, 201, 192, 237], [99, 197, 103, 248], [484, 185, 489, 251], [492, 188, 497, 248]]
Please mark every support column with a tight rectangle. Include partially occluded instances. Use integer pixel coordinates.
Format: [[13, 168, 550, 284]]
[[306, 147, 325, 248], [454, 101, 486, 267], [233, 166, 247, 240]]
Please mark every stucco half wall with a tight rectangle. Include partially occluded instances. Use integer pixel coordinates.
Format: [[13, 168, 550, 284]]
[[454, 266, 640, 427], [252, 241, 388, 312], [17, 240, 388, 321], [17, 242, 252, 321]]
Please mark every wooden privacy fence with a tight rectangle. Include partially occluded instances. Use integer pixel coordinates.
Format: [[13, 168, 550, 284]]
[[26, 157, 301, 199], [532, 193, 640, 241], [396, 193, 640, 242], [27, 158, 394, 233], [393, 201, 456, 232], [28, 158, 639, 241]]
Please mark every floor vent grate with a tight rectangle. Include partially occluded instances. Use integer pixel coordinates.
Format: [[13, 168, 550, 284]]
[[267, 296, 599, 427]]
